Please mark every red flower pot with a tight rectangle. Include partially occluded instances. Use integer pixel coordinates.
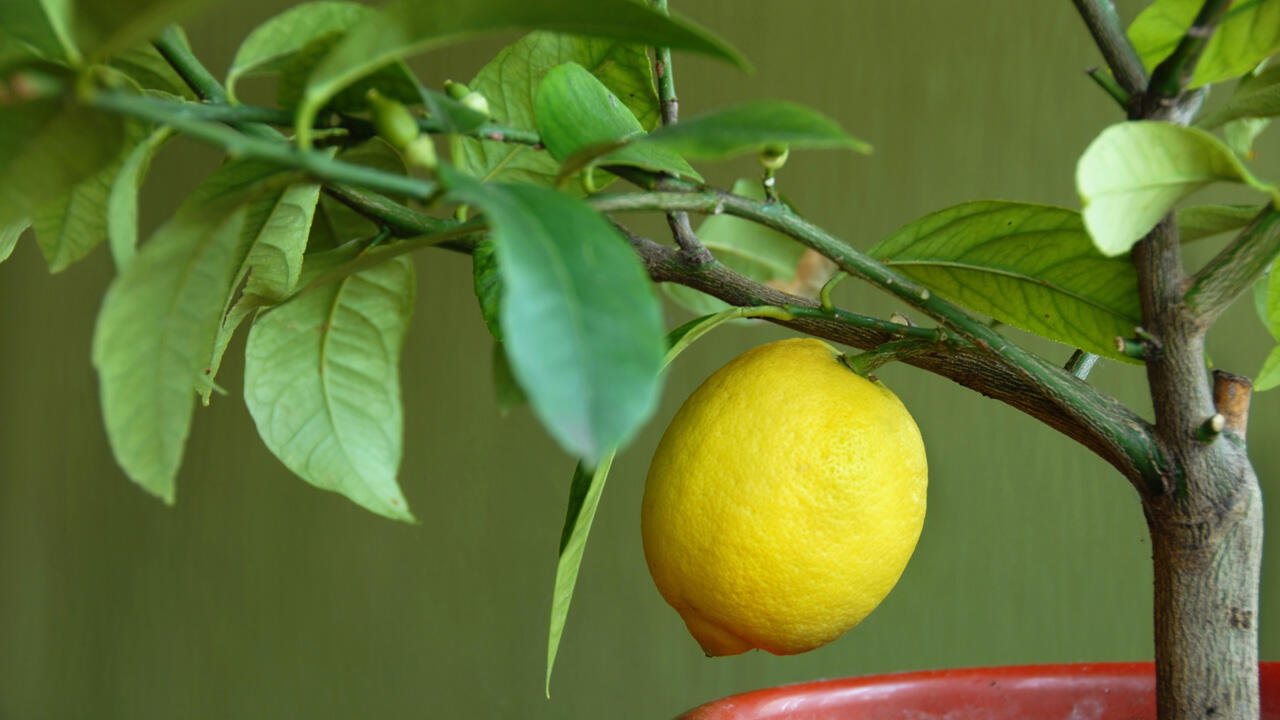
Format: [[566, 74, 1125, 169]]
[[677, 662, 1280, 719]]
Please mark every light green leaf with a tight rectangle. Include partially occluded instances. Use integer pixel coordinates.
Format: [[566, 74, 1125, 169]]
[[1128, 0, 1280, 89], [545, 453, 614, 698], [0, 218, 28, 262], [297, 0, 745, 146], [0, 100, 125, 230], [73, 0, 208, 59], [1076, 121, 1277, 256], [1254, 270, 1271, 333], [107, 43, 196, 98], [450, 31, 661, 188], [443, 165, 665, 464], [1256, 345, 1280, 390], [635, 100, 871, 161], [33, 119, 149, 273], [226, 1, 371, 103], [422, 87, 489, 135], [869, 201, 1142, 361], [1177, 204, 1261, 242], [2, 0, 79, 65], [200, 175, 323, 404], [309, 138, 409, 250], [665, 178, 806, 315], [1197, 66, 1280, 129], [472, 238, 503, 341], [1258, 267, 1280, 391], [244, 256, 416, 521], [91, 203, 253, 502], [535, 62, 699, 183], [107, 126, 173, 271], [1268, 263, 1280, 339], [491, 341, 527, 415]]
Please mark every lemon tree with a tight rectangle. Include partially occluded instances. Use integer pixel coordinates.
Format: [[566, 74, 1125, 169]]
[[0, 0, 1276, 717]]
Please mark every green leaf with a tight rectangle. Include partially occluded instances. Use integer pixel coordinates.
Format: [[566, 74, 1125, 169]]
[[296, 0, 745, 146], [0, 218, 28, 263], [1128, 0, 1280, 89], [491, 341, 527, 414], [422, 87, 489, 135], [244, 256, 416, 521], [869, 201, 1142, 361], [545, 453, 614, 698], [226, 1, 371, 103], [535, 62, 699, 182], [1256, 345, 1280, 390], [450, 31, 661, 188], [74, 0, 209, 59], [1258, 268, 1280, 391], [1076, 121, 1277, 256], [275, 31, 421, 114], [664, 178, 806, 315], [472, 238, 503, 341], [635, 100, 871, 161], [32, 119, 149, 273], [442, 165, 665, 463], [1197, 65, 1280, 129], [1268, 263, 1280, 340], [2, 0, 79, 65], [0, 99, 125, 230], [309, 138, 409, 250], [107, 43, 195, 99], [1177, 204, 1262, 242], [1254, 270, 1271, 332], [91, 202, 253, 502], [107, 126, 172, 271]]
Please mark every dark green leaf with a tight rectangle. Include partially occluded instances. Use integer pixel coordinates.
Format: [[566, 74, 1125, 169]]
[[2, 0, 79, 65], [1076, 121, 1277, 256], [422, 87, 489, 135], [0, 99, 125, 230], [276, 31, 420, 114], [1128, 0, 1280, 89], [535, 62, 698, 182], [869, 201, 1142, 361], [309, 138, 409, 250], [1177, 204, 1262, 243], [107, 43, 195, 98], [546, 453, 613, 697], [443, 165, 665, 463], [635, 100, 871, 161], [664, 178, 806, 315], [0, 218, 28, 262], [75, 0, 209, 59], [491, 341, 527, 414], [91, 202, 253, 502], [107, 126, 172, 271], [244, 256, 416, 521], [295, 0, 746, 144], [450, 31, 661, 188], [472, 238, 503, 341], [226, 0, 371, 102]]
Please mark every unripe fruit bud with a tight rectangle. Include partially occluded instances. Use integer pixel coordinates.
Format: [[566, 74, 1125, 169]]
[[443, 79, 471, 100], [460, 90, 490, 117], [759, 144, 790, 171], [367, 88, 420, 151], [404, 136, 438, 170]]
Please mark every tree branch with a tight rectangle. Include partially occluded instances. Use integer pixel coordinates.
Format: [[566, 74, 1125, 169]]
[[1144, 0, 1232, 101], [1183, 207, 1280, 322], [1070, 0, 1148, 98]]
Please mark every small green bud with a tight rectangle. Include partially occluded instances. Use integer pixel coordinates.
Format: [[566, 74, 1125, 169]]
[[404, 135, 438, 170], [368, 88, 419, 151], [443, 79, 471, 100], [460, 90, 490, 117], [759, 144, 790, 171]]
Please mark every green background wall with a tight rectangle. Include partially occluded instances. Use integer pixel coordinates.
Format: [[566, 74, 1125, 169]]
[[1, 2, 1275, 718]]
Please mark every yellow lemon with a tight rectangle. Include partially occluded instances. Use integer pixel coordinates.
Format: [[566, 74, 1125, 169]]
[[641, 337, 927, 656]]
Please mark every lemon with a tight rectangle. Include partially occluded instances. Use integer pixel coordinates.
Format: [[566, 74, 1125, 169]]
[[641, 337, 927, 656]]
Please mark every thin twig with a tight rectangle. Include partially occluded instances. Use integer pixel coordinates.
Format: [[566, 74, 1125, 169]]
[[1145, 0, 1232, 101], [1070, 0, 1148, 98], [1086, 67, 1131, 109], [1184, 207, 1280, 321]]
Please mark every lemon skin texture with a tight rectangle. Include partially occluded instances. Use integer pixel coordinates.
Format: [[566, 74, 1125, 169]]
[[641, 338, 927, 656]]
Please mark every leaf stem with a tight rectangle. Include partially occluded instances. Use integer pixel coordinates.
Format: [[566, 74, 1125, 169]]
[[1086, 67, 1131, 109], [1070, 0, 1148, 98], [1184, 207, 1280, 321]]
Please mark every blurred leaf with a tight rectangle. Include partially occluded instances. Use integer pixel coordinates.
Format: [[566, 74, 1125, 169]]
[[545, 453, 613, 698], [33, 118, 149, 272], [536, 62, 698, 183], [0, 99, 125, 230], [2, 0, 79, 65], [1197, 66, 1280, 129], [664, 178, 806, 315], [1177, 204, 1261, 242], [1076, 121, 1277, 256], [309, 138, 408, 249], [107, 125, 172, 271], [1254, 270, 1271, 331], [226, 0, 370, 102], [472, 238, 503, 341], [443, 165, 665, 464], [422, 87, 488, 134], [76, 0, 209, 59], [1258, 268, 1280, 391], [870, 201, 1141, 361], [91, 203, 252, 502], [276, 30, 420, 113], [635, 100, 871, 161], [491, 341, 527, 414], [0, 218, 28, 262], [450, 31, 660, 188], [1128, 0, 1280, 89], [108, 43, 196, 98], [295, 0, 746, 143], [244, 256, 416, 521], [1257, 346, 1280, 390]]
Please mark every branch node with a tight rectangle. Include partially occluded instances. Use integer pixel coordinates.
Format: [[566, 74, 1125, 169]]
[[1212, 370, 1253, 438], [1196, 413, 1227, 443]]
